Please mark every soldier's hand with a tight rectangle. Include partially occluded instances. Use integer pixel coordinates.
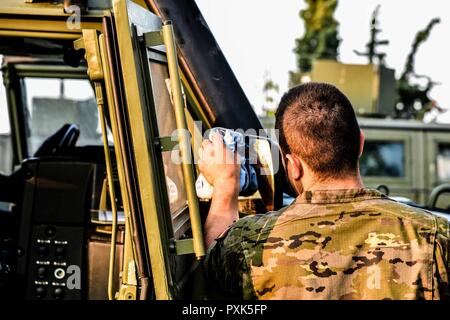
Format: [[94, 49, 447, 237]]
[[198, 132, 240, 196]]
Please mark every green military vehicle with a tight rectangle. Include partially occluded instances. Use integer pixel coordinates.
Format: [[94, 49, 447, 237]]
[[0, 0, 283, 300], [359, 118, 450, 209]]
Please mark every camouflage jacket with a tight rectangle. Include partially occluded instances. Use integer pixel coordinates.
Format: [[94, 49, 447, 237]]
[[204, 189, 450, 300]]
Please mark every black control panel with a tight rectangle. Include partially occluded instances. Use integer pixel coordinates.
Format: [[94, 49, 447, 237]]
[[26, 225, 84, 300], [16, 159, 104, 300]]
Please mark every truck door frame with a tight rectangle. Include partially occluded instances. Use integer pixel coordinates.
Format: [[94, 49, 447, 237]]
[[86, 0, 208, 299]]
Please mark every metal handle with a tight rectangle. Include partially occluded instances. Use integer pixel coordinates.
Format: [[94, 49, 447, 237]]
[[162, 21, 205, 259], [94, 82, 119, 300]]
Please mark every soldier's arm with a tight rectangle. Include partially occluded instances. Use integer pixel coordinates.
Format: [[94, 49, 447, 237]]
[[198, 134, 240, 248], [198, 135, 249, 296], [203, 219, 254, 298], [204, 183, 239, 248]]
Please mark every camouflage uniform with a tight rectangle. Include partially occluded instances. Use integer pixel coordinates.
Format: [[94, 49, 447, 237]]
[[204, 189, 450, 300]]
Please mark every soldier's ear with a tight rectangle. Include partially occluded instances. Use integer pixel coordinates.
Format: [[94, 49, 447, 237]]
[[359, 130, 365, 158], [286, 154, 302, 180]]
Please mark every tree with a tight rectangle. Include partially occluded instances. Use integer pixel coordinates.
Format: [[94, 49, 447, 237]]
[[354, 5, 389, 65], [395, 18, 441, 120], [261, 72, 279, 117], [289, 0, 341, 86]]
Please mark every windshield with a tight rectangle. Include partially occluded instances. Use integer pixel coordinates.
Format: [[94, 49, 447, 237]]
[[149, 61, 188, 221], [22, 77, 102, 155]]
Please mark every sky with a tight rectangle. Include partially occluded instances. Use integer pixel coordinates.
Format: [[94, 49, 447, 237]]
[[195, 0, 450, 119]]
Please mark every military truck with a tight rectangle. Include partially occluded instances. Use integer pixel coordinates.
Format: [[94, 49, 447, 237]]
[[0, 0, 285, 300]]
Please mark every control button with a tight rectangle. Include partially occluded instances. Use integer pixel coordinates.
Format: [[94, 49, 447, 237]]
[[55, 246, 66, 259], [45, 227, 56, 237], [54, 268, 65, 280], [53, 287, 64, 299], [35, 286, 46, 299], [16, 247, 24, 257], [0, 262, 10, 274], [37, 266, 48, 279], [37, 245, 49, 258]]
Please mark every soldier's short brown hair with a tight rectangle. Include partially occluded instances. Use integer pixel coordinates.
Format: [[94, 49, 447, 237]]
[[275, 82, 361, 179]]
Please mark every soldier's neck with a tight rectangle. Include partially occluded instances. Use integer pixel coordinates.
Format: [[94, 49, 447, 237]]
[[299, 171, 365, 193]]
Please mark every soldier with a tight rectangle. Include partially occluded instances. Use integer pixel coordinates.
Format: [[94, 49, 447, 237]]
[[198, 82, 450, 300]]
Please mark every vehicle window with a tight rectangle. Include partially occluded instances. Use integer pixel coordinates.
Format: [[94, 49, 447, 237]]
[[0, 65, 12, 174], [360, 141, 405, 177], [436, 143, 450, 183], [22, 78, 102, 155], [148, 61, 188, 222]]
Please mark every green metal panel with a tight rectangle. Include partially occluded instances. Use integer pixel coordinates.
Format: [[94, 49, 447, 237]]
[[310, 60, 396, 116], [112, 0, 173, 300]]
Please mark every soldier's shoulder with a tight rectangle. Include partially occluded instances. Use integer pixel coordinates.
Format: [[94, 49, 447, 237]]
[[236, 210, 283, 231], [220, 209, 285, 248], [374, 197, 450, 233], [372, 197, 432, 221]]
